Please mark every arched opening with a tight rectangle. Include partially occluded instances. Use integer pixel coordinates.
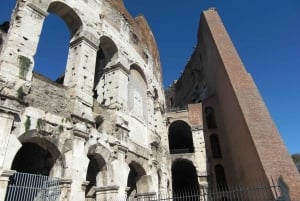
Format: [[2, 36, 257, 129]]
[[210, 134, 222, 158], [85, 154, 107, 199], [7, 139, 62, 201], [126, 162, 146, 198], [172, 159, 199, 199], [93, 36, 118, 98], [0, 21, 9, 52], [205, 107, 217, 129], [215, 164, 228, 190], [11, 141, 61, 176], [33, 2, 82, 84], [128, 64, 147, 120], [168, 120, 194, 154]]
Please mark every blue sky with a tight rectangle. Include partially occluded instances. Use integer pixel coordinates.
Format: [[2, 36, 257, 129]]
[[1, 1, 300, 154]]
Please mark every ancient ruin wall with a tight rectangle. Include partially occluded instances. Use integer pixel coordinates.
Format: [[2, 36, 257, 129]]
[[0, 0, 170, 200]]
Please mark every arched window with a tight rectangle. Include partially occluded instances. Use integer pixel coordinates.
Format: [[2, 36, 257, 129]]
[[205, 107, 217, 129], [34, 2, 82, 84], [34, 14, 69, 83], [168, 120, 194, 153], [210, 134, 222, 158], [215, 165, 228, 190]]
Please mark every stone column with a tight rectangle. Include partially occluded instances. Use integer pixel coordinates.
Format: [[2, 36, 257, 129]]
[[0, 97, 22, 170], [0, 3, 47, 95], [191, 125, 208, 186], [63, 35, 99, 121], [59, 179, 72, 201], [110, 143, 129, 196], [66, 128, 89, 201], [0, 170, 16, 201], [0, 112, 15, 169]]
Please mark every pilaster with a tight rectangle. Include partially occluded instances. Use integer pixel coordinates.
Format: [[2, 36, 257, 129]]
[[0, 170, 16, 201]]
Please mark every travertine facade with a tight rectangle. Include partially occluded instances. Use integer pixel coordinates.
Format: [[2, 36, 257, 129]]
[[0, 1, 299, 201], [0, 0, 171, 200]]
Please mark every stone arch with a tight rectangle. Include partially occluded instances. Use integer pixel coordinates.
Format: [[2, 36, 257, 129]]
[[126, 161, 147, 197], [171, 159, 199, 195], [128, 64, 148, 120], [47, 1, 83, 37], [85, 144, 111, 199], [93, 36, 119, 95], [168, 120, 194, 154], [130, 64, 147, 86], [12, 133, 64, 177]]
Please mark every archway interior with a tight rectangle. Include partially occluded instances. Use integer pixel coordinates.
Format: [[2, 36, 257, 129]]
[[171, 159, 199, 190], [86, 154, 106, 198], [11, 142, 54, 176], [93, 36, 118, 98], [127, 165, 138, 197], [215, 165, 228, 190], [126, 162, 146, 197], [168, 121, 194, 154]]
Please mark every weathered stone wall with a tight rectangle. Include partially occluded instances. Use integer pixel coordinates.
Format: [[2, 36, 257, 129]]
[[165, 50, 207, 108], [26, 73, 71, 118], [0, 0, 170, 200]]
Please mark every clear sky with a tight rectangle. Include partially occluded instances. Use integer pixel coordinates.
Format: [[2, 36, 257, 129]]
[[1, 1, 299, 154]]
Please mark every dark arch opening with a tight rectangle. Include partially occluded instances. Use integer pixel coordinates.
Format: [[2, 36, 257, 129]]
[[215, 165, 228, 190], [168, 120, 194, 154], [205, 107, 217, 129], [210, 134, 222, 158], [11, 142, 57, 176], [127, 162, 146, 198], [93, 36, 118, 99], [172, 159, 199, 200], [85, 154, 106, 199]]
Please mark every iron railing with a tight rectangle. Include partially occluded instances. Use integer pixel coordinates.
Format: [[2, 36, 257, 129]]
[[5, 172, 61, 201], [102, 182, 286, 201], [4, 172, 288, 201]]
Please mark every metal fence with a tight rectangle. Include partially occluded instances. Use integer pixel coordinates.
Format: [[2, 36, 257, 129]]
[[126, 184, 285, 201], [5, 172, 61, 201], [4, 172, 287, 201]]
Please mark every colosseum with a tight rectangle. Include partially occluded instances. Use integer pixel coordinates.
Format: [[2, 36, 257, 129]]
[[0, 0, 299, 201]]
